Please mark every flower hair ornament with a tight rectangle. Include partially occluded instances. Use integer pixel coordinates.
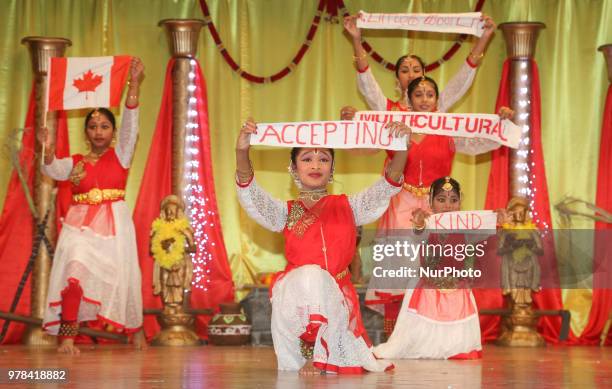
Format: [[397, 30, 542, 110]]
[[441, 176, 454, 192]]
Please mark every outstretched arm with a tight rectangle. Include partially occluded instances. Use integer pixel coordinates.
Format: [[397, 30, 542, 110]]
[[344, 15, 388, 111], [235, 119, 288, 232], [344, 15, 369, 72], [438, 15, 496, 112], [37, 127, 73, 180], [116, 57, 144, 168], [348, 122, 410, 225]]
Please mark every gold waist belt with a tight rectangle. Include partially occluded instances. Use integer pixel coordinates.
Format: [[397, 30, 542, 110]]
[[402, 183, 430, 197], [73, 188, 125, 205], [335, 268, 350, 281]]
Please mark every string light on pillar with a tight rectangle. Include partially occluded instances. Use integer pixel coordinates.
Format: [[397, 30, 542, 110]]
[[500, 22, 549, 231], [183, 59, 216, 291]]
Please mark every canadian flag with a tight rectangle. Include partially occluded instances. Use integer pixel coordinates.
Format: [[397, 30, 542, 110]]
[[46, 56, 131, 111]]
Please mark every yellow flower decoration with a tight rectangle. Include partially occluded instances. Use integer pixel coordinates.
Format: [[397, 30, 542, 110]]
[[151, 217, 191, 269], [501, 220, 537, 230], [502, 220, 539, 262]]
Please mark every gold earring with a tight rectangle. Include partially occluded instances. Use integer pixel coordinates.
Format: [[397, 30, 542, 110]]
[[288, 162, 303, 189], [395, 79, 402, 96]]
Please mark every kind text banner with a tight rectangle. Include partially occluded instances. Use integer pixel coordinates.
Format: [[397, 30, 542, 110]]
[[426, 210, 498, 231]]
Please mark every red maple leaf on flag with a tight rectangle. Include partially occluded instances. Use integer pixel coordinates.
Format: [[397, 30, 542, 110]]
[[73, 70, 103, 93]]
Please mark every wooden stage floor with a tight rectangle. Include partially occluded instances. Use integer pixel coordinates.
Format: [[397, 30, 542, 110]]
[[0, 344, 610, 388]]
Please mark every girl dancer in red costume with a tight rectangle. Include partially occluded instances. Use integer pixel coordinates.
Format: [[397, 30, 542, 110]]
[[39, 58, 146, 354]]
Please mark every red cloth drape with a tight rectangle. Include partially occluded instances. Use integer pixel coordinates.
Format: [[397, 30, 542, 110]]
[[133, 59, 234, 340], [577, 85, 612, 345], [480, 59, 567, 343], [0, 86, 71, 343]]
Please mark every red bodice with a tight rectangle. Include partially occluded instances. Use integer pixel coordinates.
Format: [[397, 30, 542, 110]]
[[71, 149, 128, 194], [282, 195, 356, 276], [385, 99, 455, 187]]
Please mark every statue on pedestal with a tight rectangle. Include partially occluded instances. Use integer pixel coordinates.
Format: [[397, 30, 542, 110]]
[[152, 195, 196, 312], [499, 197, 543, 305], [497, 196, 545, 347], [150, 195, 200, 346]]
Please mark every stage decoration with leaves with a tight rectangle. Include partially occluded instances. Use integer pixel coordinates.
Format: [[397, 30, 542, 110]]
[[199, 0, 327, 84], [198, 0, 486, 83]]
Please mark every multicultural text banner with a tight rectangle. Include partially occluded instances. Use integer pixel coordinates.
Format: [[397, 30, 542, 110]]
[[356, 111, 521, 149]]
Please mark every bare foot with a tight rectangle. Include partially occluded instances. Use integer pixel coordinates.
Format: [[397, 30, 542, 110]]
[[57, 338, 80, 355], [299, 360, 320, 375], [133, 329, 148, 350]]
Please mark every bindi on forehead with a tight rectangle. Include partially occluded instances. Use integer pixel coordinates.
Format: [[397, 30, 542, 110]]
[[401, 59, 421, 68], [298, 149, 332, 158], [415, 83, 435, 92], [88, 117, 112, 126]]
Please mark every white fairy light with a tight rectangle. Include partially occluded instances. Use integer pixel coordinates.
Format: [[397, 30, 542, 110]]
[[511, 63, 549, 233], [181, 61, 219, 291]]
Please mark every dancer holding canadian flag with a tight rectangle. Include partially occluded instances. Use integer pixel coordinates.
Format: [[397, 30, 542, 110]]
[[38, 57, 145, 354]]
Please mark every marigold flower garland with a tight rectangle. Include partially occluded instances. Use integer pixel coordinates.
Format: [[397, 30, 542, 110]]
[[151, 217, 191, 269]]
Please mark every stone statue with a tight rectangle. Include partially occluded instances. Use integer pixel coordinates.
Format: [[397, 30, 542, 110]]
[[496, 196, 545, 347], [151, 195, 196, 312], [498, 196, 543, 305]]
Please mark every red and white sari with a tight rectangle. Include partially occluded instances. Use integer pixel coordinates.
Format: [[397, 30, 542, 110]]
[[237, 175, 401, 373], [41, 107, 142, 335]]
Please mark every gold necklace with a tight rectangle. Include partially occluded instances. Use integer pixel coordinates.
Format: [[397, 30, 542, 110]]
[[86, 149, 107, 162], [298, 188, 328, 202]]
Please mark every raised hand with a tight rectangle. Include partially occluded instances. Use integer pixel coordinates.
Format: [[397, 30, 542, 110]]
[[495, 208, 511, 225], [340, 106, 357, 120], [480, 14, 496, 37], [498, 106, 515, 120], [411, 208, 431, 230], [385, 121, 412, 145], [343, 15, 361, 40], [36, 127, 53, 150], [129, 57, 144, 86], [236, 118, 257, 152]]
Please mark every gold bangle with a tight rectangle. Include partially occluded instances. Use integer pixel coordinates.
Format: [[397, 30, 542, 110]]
[[470, 52, 484, 61], [413, 222, 426, 233], [352, 52, 367, 62], [236, 166, 254, 183], [127, 95, 138, 99]]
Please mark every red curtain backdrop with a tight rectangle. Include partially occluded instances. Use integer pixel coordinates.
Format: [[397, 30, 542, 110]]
[[577, 85, 612, 345], [0, 86, 71, 343], [480, 59, 567, 343], [133, 59, 234, 340]]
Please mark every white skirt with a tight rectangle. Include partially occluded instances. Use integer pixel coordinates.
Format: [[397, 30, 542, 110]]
[[270, 265, 391, 373], [43, 201, 142, 335], [374, 288, 482, 360]]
